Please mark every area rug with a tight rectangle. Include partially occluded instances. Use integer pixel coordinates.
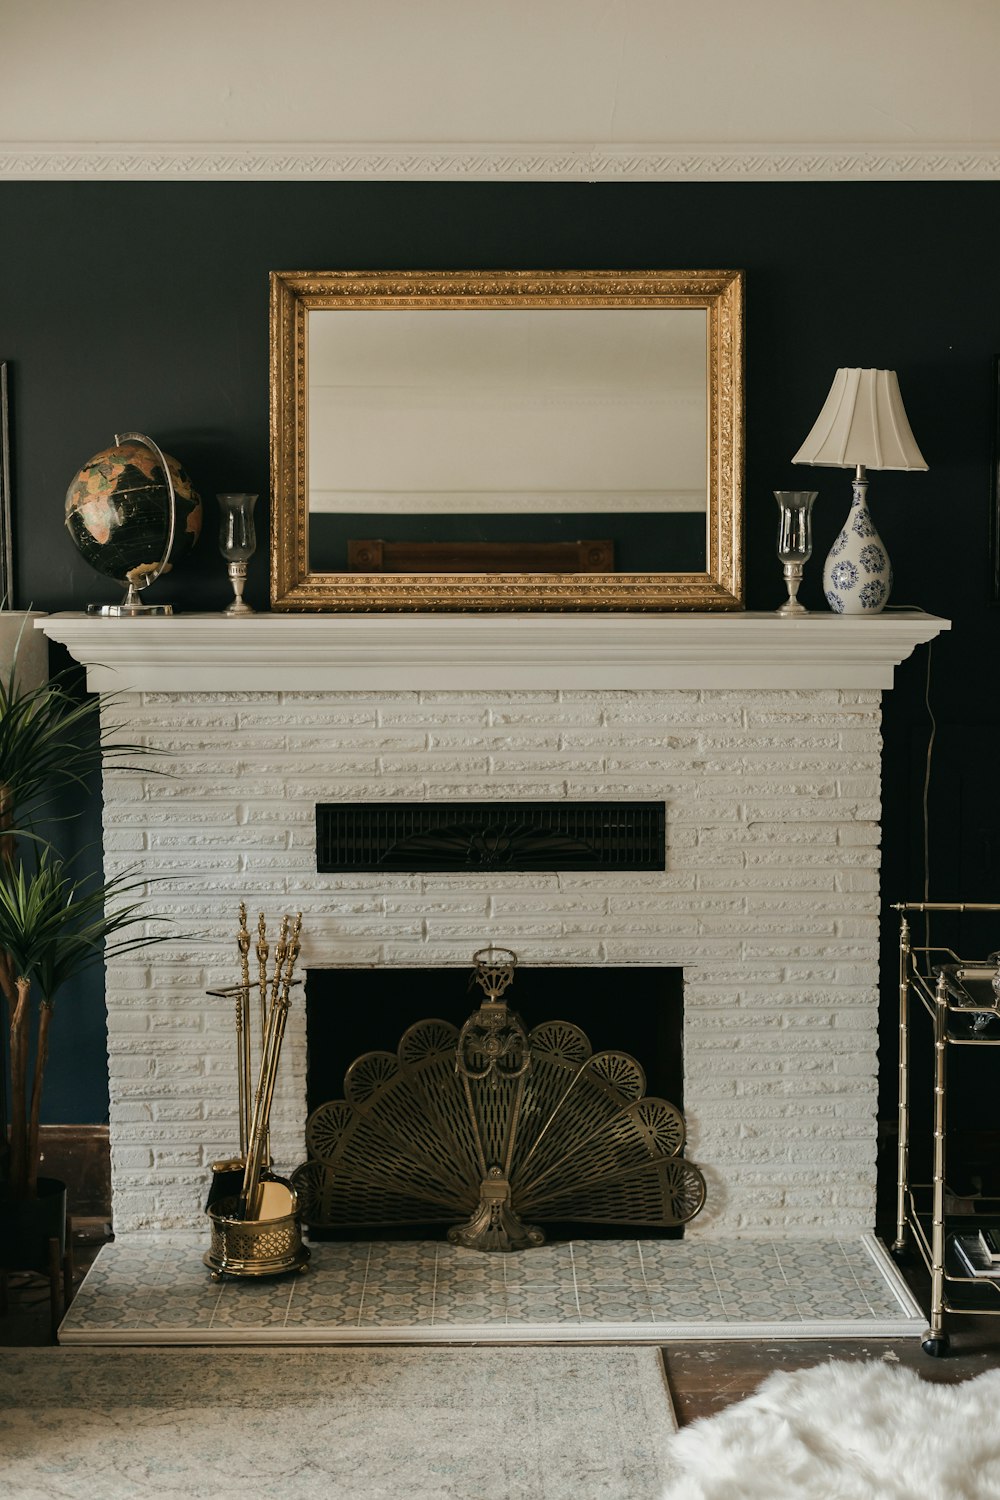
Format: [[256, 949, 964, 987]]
[[0, 1345, 679, 1499], [663, 1359, 1000, 1499]]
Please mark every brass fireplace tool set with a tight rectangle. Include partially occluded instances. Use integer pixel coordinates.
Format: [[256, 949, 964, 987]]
[[203, 905, 309, 1279]]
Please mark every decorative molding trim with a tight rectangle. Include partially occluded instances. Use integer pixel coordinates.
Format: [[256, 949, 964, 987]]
[[36, 610, 949, 694], [3, 142, 1000, 181]]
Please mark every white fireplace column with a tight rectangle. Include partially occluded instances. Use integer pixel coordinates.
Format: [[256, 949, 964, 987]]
[[39, 611, 947, 1238]]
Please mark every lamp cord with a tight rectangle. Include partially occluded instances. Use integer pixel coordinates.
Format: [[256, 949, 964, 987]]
[[921, 639, 936, 910], [917, 639, 938, 957]]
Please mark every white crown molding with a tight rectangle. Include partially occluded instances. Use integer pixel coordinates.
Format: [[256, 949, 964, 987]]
[[2, 142, 1000, 181], [36, 610, 949, 695]]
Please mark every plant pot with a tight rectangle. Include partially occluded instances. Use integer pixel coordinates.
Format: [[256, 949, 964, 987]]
[[1, 1175, 67, 1271]]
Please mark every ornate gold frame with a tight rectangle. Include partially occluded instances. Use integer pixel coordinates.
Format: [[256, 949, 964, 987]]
[[270, 269, 744, 611]]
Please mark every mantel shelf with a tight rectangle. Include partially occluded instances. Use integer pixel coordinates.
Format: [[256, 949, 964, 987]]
[[35, 610, 949, 694]]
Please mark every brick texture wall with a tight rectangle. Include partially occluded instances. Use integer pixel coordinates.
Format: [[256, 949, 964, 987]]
[[100, 686, 883, 1237]]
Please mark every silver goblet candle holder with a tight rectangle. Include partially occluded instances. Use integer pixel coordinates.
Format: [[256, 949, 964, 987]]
[[773, 490, 817, 616], [218, 493, 257, 616]]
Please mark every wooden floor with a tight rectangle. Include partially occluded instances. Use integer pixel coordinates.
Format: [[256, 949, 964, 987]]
[[663, 1253, 1000, 1422], [2, 1229, 999, 1427]]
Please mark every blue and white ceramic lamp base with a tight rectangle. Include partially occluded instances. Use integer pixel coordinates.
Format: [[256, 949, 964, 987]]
[[823, 475, 891, 615]]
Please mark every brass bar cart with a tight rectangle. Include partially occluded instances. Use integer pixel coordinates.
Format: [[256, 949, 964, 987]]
[[892, 902, 1000, 1356]]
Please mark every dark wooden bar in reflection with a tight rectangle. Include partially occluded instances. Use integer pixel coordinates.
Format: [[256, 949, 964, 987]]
[[347, 539, 614, 573]]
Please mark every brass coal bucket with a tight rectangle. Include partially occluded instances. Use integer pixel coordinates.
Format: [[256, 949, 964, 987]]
[[204, 1176, 310, 1280]]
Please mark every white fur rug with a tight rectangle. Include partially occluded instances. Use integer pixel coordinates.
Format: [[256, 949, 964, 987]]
[[664, 1359, 1000, 1499]]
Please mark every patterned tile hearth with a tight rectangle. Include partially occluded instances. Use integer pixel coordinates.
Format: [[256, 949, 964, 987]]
[[60, 1233, 924, 1345]]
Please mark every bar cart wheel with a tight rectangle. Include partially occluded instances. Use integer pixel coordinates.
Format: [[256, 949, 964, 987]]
[[921, 1333, 950, 1358]]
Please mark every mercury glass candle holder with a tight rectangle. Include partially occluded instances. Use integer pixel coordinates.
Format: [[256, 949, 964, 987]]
[[217, 493, 257, 616], [773, 490, 817, 616]]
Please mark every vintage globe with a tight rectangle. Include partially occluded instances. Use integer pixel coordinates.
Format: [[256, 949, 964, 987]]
[[65, 436, 202, 613]]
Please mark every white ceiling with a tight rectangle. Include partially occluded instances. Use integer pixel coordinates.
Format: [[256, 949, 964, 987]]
[[3, 0, 1000, 178]]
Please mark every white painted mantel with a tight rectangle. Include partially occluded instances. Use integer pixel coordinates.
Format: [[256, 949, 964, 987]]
[[37, 607, 950, 1238], [37, 610, 947, 694]]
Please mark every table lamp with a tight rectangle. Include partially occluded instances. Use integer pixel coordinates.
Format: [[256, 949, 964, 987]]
[[792, 368, 927, 614]]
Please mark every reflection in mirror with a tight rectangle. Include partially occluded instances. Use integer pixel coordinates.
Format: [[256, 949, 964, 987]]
[[270, 270, 743, 611], [307, 308, 708, 574]]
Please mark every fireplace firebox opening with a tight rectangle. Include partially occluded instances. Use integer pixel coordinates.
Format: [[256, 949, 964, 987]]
[[302, 964, 686, 1243]]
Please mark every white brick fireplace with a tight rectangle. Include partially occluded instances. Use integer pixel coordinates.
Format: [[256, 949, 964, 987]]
[[41, 611, 946, 1241]]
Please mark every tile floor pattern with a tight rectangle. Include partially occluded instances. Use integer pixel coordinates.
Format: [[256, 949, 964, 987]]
[[60, 1234, 925, 1344]]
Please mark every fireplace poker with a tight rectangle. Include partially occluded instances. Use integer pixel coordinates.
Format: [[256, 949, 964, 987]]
[[237, 902, 253, 1156], [256, 911, 269, 1043], [256, 911, 271, 1169], [203, 905, 256, 1208]]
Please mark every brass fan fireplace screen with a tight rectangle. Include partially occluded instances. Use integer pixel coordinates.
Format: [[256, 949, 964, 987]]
[[293, 949, 705, 1251]]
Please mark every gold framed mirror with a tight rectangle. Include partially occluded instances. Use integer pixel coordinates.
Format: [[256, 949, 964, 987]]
[[270, 269, 743, 611]]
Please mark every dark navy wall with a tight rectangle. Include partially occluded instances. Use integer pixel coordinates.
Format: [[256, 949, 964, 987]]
[[1, 180, 998, 1122]]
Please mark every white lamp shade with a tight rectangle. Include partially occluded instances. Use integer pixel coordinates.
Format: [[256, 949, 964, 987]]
[[792, 368, 928, 471]]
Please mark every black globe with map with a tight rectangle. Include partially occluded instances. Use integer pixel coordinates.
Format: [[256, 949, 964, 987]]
[[65, 437, 202, 600]]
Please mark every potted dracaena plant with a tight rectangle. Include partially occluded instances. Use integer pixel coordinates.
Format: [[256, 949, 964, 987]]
[[0, 642, 165, 1265]]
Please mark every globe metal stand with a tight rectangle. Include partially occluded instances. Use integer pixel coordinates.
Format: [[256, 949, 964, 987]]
[[81, 432, 179, 617], [87, 582, 174, 618]]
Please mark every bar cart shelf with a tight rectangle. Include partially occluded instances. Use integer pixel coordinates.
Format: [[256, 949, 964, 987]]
[[893, 902, 1000, 1357]]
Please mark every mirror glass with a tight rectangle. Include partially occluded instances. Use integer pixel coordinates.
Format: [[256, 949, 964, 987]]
[[307, 307, 708, 575], [270, 270, 743, 611]]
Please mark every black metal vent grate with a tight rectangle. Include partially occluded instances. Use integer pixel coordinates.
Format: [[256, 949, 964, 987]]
[[316, 801, 665, 873]]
